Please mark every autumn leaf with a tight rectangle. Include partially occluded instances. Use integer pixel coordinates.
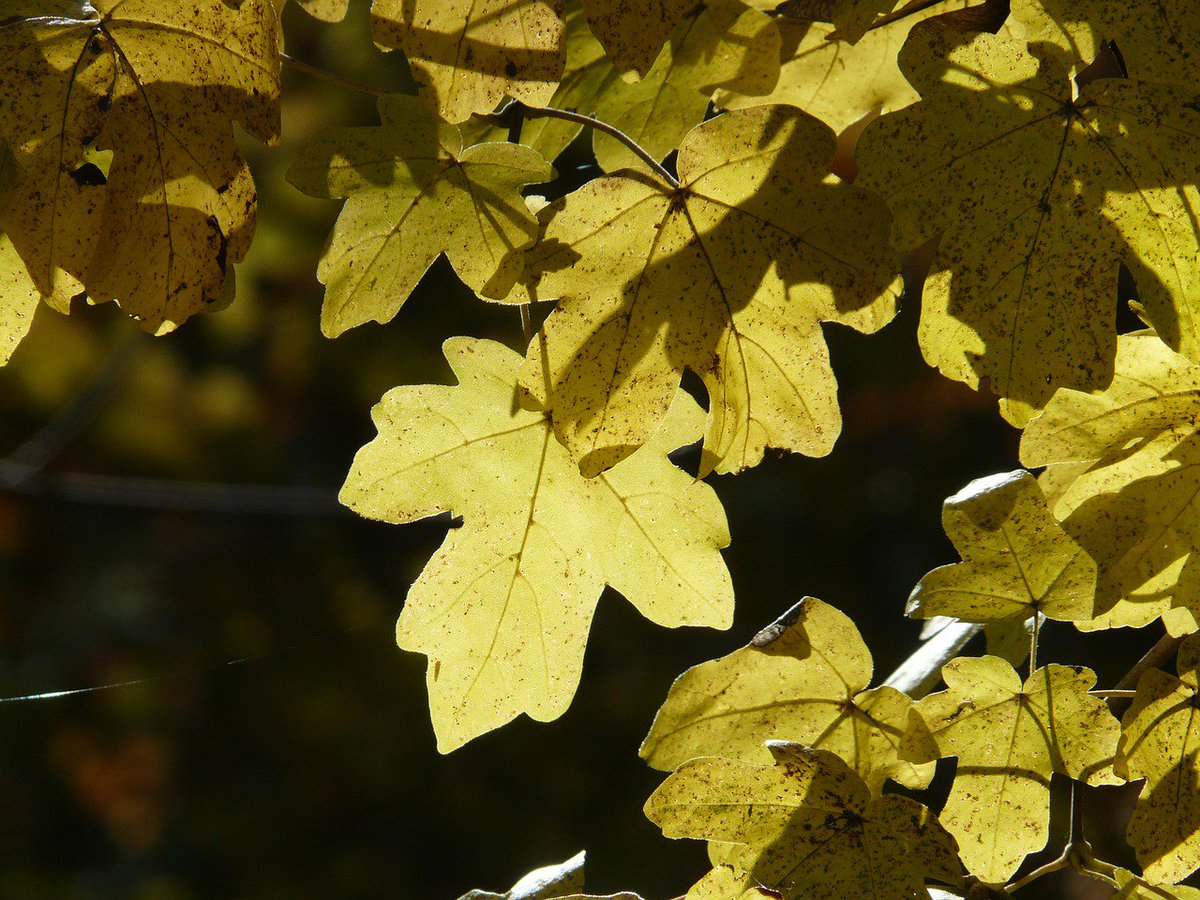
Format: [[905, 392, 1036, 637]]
[[0, 0, 281, 333], [1021, 333, 1200, 630], [340, 338, 733, 751], [1117, 633, 1200, 885], [512, 105, 898, 477], [645, 743, 961, 900], [370, 0, 565, 122], [907, 656, 1122, 883], [582, 0, 693, 78], [288, 94, 552, 337], [0, 231, 38, 366], [1115, 869, 1200, 899], [292, 0, 350, 21], [641, 597, 934, 794], [857, 30, 1200, 423], [906, 470, 1097, 624]]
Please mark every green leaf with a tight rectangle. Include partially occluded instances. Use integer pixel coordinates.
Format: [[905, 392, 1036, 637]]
[[857, 30, 1200, 423], [513, 105, 899, 477], [906, 470, 1097, 624], [1117, 633, 1200, 885], [370, 0, 566, 123], [340, 338, 733, 751], [645, 743, 961, 900], [907, 656, 1122, 883], [641, 597, 934, 794], [0, 0, 281, 332], [1115, 868, 1200, 899], [288, 94, 553, 337]]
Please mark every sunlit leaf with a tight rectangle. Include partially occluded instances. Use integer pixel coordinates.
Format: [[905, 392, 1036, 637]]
[[341, 338, 733, 751], [370, 0, 566, 122], [582, 0, 693, 78], [288, 94, 552, 337], [906, 656, 1122, 883], [512, 105, 898, 477], [1117, 633, 1200, 885], [641, 597, 933, 794], [0, 1, 280, 333], [906, 470, 1097, 624], [1115, 868, 1200, 899], [857, 30, 1200, 423], [293, 0, 349, 21], [0, 230, 37, 365], [646, 743, 961, 900]]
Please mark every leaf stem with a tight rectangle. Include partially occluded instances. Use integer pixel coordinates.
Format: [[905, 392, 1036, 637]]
[[1029, 611, 1039, 672], [1089, 689, 1136, 699], [519, 304, 534, 346], [278, 51, 390, 98], [1004, 853, 1068, 893]]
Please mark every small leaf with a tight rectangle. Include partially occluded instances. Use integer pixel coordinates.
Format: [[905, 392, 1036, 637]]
[[645, 743, 961, 900], [289, 95, 553, 337], [0, 231, 38, 365], [641, 597, 934, 794], [1114, 868, 1200, 899], [341, 338, 733, 751], [906, 470, 1097, 623], [907, 656, 1122, 883]]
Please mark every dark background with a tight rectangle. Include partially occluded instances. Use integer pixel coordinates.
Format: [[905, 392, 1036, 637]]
[[0, 4, 1157, 898]]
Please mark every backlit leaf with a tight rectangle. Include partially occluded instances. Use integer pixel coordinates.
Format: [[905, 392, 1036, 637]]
[[1115, 869, 1200, 899], [340, 338, 733, 751], [641, 596, 934, 794], [293, 0, 349, 21], [857, 30, 1200, 423], [907, 656, 1122, 883], [0, 230, 37, 365], [1117, 633, 1200, 885], [370, 0, 566, 122], [0, 0, 281, 332], [288, 94, 552, 337], [582, 0, 693, 78], [513, 105, 899, 477], [645, 743, 961, 900], [906, 470, 1097, 624]]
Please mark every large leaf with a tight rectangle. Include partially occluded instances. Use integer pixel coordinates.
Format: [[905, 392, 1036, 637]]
[[641, 597, 933, 794], [0, 0, 280, 332], [370, 0, 566, 122], [340, 338, 733, 751], [288, 95, 552, 337], [857, 30, 1200, 423], [512, 105, 898, 477], [582, 0, 693, 78], [645, 743, 961, 900], [906, 470, 1096, 624], [1117, 634, 1200, 885], [906, 656, 1122, 883]]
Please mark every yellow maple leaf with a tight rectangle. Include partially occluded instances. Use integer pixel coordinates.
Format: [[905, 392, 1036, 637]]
[[0, 231, 37, 366], [645, 743, 961, 900], [0, 0, 281, 333], [1021, 333, 1200, 630], [906, 470, 1097, 624], [582, 0, 694, 79], [512, 105, 898, 477], [857, 29, 1200, 424], [292, 0, 350, 21], [907, 656, 1122, 883], [288, 94, 553, 337], [340, 337, 733, 751], [1117, 633, 1200, 885], [371, 0, 565, 123], [640, 596, 934, 794]]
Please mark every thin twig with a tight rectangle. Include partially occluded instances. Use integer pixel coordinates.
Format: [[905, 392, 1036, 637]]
[[279, 51, 390, 98], [1029, 611, 1040, 672], [1115, 631, 1182, 692], [1068, 780, 1084, 846], [1090, 689, 1136, 700], [1004, 852, 1068, 893], [519, 304, 534, 346]]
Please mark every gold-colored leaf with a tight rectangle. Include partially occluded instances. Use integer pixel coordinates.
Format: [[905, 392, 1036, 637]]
[[907, 656, 1122, 883], [370, 0, 566, 123], [906, 470, 1097, 623], [340, 338, 733, 751], [645, 743, 961, 900], [513, 105, 898, 477], [582, 0, 693, 78], [0, 228, 38, 366], [288, 94, 552, 337], [1115, 868, 1200, 899], [0, 1, 281, 333], [293, 0, 350, 21], [857, 30, 1200, 423], [641, 597, 934, 794]]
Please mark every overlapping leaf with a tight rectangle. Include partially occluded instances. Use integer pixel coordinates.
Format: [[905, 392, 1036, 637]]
[[582, 0, 693, 78], [0, 231, 37, 366], [510, 105, 898, 477], [1116, 869, 1200, 899], [0, 0, 281, 333], [289, 0, 350, 21], [641, 597, 933, 794], [1021, 333, 1200, 630], [857, 30, 1200, 423], [1117, 634, 1200, 885], [906, 470, 1096, 624], [340, 338, 733, 751], [906, 656, 1122, 883], [646, 743, 961, 900], [288, 95, 552, 337], [370, 0, 566, 122]]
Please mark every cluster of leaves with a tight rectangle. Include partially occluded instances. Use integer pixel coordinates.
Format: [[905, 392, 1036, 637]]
[[6, 0, 1200, 897]]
